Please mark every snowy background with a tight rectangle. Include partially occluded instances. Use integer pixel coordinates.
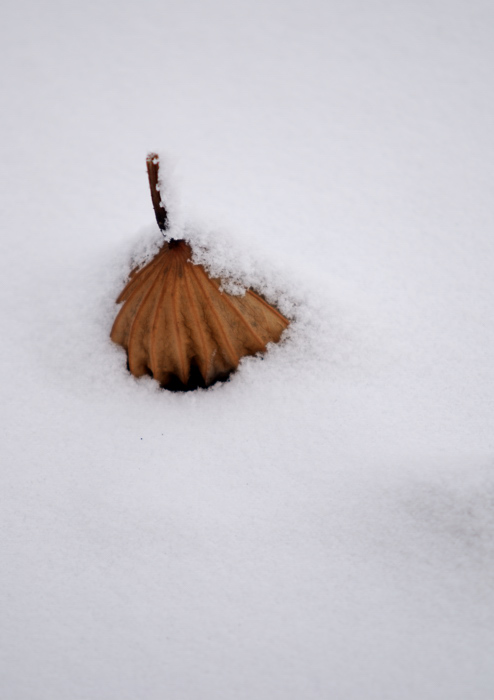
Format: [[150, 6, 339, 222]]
[[2, 0, 494, 698]]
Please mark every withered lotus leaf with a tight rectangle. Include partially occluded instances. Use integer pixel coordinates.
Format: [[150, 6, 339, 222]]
[[110, 154, 289, 390]]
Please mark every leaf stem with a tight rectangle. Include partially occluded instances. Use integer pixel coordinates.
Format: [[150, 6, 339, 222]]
[[146, 152, 168, 232]]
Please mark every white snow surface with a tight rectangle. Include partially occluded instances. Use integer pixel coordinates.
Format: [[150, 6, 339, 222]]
[[2, 1, 494, 698]]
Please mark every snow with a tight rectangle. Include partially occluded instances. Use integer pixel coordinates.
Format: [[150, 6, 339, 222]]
[[1, 0, 494, 698]]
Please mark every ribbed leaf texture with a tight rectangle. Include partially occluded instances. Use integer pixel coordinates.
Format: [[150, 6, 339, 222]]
[[111, 240, 289, 390]]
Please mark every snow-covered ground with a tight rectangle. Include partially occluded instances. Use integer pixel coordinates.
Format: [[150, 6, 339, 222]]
[[2, 1, 494, 698]]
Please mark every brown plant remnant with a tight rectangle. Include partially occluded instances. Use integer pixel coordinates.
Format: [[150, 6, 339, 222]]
[[110, 154, 289, 391]]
